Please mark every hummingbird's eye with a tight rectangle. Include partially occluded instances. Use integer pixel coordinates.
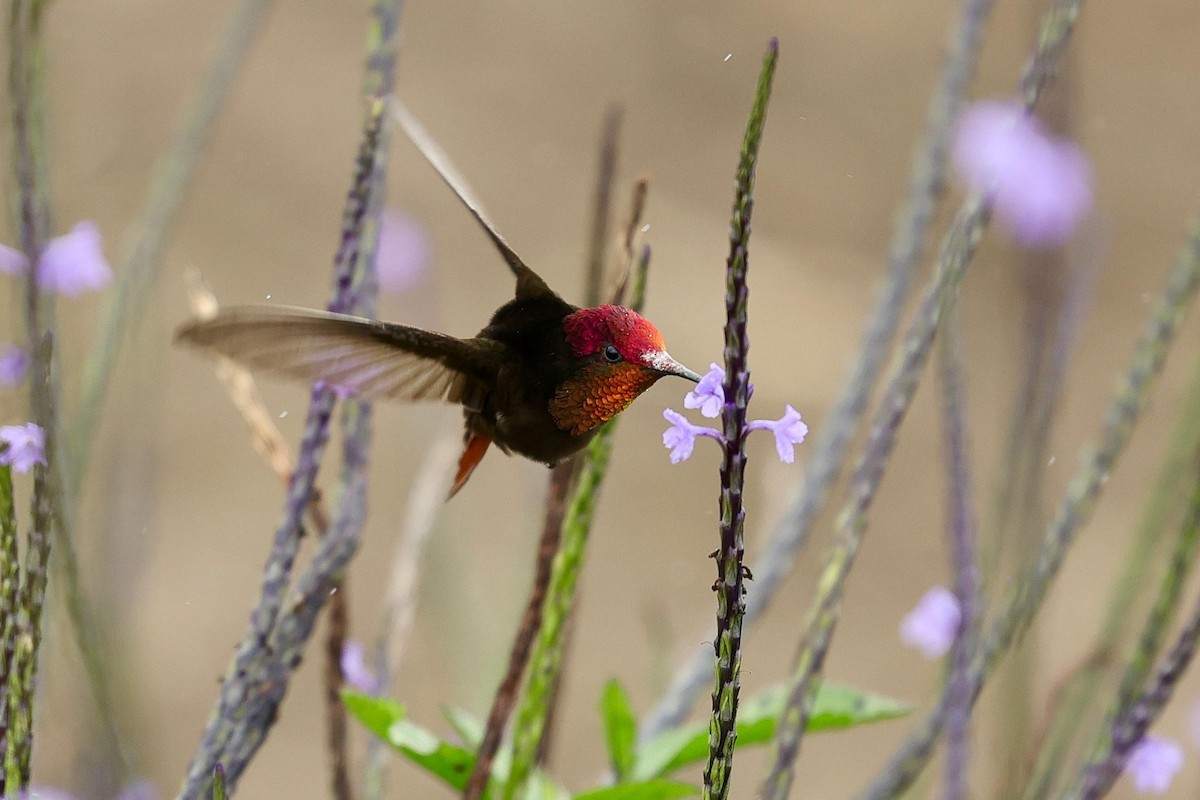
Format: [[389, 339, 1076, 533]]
[[603, 343, 622, 363]]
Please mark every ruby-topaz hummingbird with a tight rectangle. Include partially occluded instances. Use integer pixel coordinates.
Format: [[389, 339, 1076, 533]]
[[176, 107, 701, 496]]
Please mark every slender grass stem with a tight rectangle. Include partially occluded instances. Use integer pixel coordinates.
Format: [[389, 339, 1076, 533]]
[[937, 299, 980, 800]]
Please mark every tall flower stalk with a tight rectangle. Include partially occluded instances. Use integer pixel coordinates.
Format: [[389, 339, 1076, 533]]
[[702, 40, 777, 800]]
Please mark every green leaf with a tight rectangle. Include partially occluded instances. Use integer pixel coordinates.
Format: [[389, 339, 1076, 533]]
[[574, 780, 698, 800], [600, 679, 638, 780], [343, 692, 478, 792], [633, 683, 910, 780], [342, 690, 406, 740]]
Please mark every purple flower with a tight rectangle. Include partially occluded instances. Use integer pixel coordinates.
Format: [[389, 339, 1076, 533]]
[[19, 781, 156, 800], [746, 405, 809, 463], [340, 640, 381, 694], [684, 363, 725, 418], [1126, 736, 1183, 794], [0, 344, 29, 388], [662, 408, 723, 464], [22, 789, 79, 800], [953, 100, 1093, 248], [899, 586, 961, 659], [0, 243, 29, 276], [377, 209, 432, 294], [0, 422, 46, 473], [36, 221, 113, 297]]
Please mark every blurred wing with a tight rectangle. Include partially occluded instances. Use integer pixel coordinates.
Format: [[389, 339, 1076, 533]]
[[175, 305, 506, 405]]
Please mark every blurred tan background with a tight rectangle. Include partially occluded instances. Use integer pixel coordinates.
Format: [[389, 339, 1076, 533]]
[[4, 0, 1200, 797]]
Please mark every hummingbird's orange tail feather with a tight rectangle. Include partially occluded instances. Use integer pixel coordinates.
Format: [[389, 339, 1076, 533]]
[[449, 433, 492, 498]]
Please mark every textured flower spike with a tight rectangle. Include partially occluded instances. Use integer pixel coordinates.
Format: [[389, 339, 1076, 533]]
[[663, 364, 807, 464], [0, 422, 47, 473], [952, 100, 1093, 248], [899, 586, 961, 659], [0, 344, 29, 388], [1125, 736, 1183, 795]]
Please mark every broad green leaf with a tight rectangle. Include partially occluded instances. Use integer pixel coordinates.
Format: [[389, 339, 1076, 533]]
[[342, 690, 405, 740], [634, 683, 910, 780], [574, 780, 698, 800], [343, 692, 478, 792], [600, 679, 638, 780]]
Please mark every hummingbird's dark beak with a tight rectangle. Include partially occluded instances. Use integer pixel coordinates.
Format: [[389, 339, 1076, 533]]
[[645, 350, 703, 383]]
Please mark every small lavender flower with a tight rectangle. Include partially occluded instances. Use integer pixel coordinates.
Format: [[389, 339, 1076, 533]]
[[663, 365, 806, 464], [899, 586, 961, 659], [0, 344, 29, 388], [1125, 736, 1184, 795], [0, 422, 47, 473], [36, 221, 113, 297], [952, 100, 1093, 248], [0, 243, 29, 276], [21, 789, 79, 800], [746, 405, 809, 463], [662, 408, 724, 464], [377, 209, 432, 294], [340, 640, 380, 694], [684, 363, 726, 418]]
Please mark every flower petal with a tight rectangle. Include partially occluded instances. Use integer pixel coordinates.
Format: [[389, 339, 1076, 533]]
[[0, 422, 47, 474], [1126, 736, 1183, 795], [899, 586, 961, 659], [36, 221, 113, 297]]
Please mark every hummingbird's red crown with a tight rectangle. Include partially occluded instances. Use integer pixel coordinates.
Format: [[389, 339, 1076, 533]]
[[562, 305, 666, 363]]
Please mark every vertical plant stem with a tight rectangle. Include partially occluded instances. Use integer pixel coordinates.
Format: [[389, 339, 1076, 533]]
[[0, 464, 17, 796], [858, 216, 1200, 800], [937, 299, 980, 800], [701, 40, 776, 800], [641, 0, 994, 739]]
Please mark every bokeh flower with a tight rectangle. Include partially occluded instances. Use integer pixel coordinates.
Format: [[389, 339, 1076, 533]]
[[1126, 735, 1183, 795], [953, 100, 1093, 248], [684, 363, 725, 418], [377, 209, 432, 294], [0, 243, 28, 276], [0, 422, 46, 473], [900, 586, 961, 659], [340, 640, 381, 694], [36, 221, 113, 297], [0, 344, 29, 388], [746, 404, 809, 463], [662, 408, 723, 464]]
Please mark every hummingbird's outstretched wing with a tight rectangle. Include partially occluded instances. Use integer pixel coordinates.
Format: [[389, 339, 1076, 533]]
[[175, 305, 506, 405], [391, 102, 554, 302]]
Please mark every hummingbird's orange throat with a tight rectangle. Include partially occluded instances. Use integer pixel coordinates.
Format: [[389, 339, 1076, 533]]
[[549, 361, 660, 436]]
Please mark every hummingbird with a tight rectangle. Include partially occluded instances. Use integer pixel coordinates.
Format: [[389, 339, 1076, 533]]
[[176, 106, 701, 497]]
